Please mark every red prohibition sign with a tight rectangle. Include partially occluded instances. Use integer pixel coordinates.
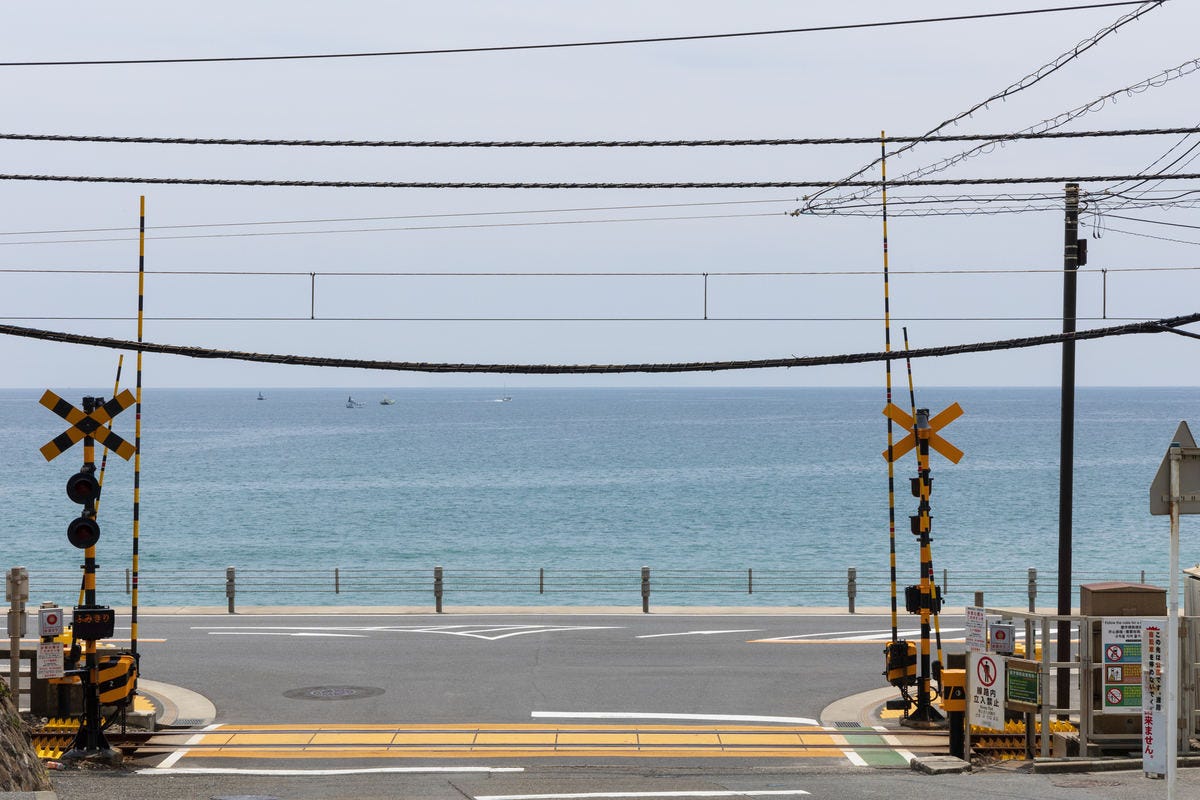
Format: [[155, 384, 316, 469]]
[[45, 613, 58, 625], [976, 655, 997, 687], [1107, 687, 1124, 705], [1106, 644, 1123, 662]]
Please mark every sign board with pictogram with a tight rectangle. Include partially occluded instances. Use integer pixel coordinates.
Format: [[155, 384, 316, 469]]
[[38, 607, 63, 637], [1103, 618, 1145, 709], [969, 651, 1005, 731], [39, 389, 137, 462]]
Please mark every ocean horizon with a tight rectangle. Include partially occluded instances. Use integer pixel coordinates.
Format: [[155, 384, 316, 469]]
[[5, 385, 1199, 608]]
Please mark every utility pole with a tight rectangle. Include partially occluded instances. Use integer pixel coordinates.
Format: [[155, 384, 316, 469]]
[[1057, 182, 1080, 714]]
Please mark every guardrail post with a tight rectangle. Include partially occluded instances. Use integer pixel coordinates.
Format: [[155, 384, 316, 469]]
[[539, 567, 544, 595], [974, 591, 984, 607], [1027, 567, 1037, 612], [225, 566, 236, 614], [334, 567, 340, 595], [641, 566, 650, 613], [748, 568, 753, 595], [847, 567, 857, 614], [434, 566, 444, 613]]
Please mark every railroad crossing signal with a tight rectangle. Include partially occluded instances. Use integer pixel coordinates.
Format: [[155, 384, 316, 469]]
[[881, 402, 964, 464], [39, 390, 137, 462]]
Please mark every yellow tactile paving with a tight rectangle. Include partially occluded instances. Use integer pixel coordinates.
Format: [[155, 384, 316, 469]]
[[637, 733, 722, 745], [167, 723, 857, 760], [474, 732, 557, 745], [718, 733, 803, 746], [556, 732, 639, 745]]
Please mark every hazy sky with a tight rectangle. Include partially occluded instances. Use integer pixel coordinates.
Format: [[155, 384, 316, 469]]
[[1, 1, 1198, 388]]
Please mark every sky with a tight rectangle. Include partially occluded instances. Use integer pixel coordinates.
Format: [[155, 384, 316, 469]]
[[0, 1, 1198, 389]]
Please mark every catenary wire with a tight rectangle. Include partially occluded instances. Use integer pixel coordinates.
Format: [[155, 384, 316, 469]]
[[0, 313, 1191, 372], [801, 1, 1168, 210], [0, 3, 1155, 67], [808, 52, 1200, 213]]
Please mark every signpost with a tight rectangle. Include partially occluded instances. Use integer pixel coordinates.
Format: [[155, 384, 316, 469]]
[[1147, 420, 1200, 800]]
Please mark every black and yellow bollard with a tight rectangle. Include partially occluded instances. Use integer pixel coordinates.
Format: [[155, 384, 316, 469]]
[[943, 668, 967, 759]]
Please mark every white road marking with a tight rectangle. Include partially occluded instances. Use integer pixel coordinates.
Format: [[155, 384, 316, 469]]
[[475, 791, 810, 800], [193, 624, 621, 641], [205, 631, 367, 638], [532, 711, 819, 726], [756, 627, 963, 643], [154, 722, 222, 769], [636, 629, 762, 639], [138, 766, 524, 776], [874, 724, 916, 763]]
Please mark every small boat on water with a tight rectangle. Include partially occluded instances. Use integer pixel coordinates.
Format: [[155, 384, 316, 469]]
[[257, 392, 265, 400], [346, 395, 364, 408], [380, 398, 396, 405]]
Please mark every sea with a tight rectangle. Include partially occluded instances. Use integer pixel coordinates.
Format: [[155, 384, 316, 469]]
[[3, 386, 1199, 610]]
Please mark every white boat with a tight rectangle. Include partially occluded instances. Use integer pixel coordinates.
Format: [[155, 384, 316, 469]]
[[346, 395, 364, 408], [257, 392, 265, 400], [380, 398, 396, 405]]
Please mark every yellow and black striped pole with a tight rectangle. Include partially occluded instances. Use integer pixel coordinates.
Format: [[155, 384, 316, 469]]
[[902, 328, 945, 676], [907, 408, 944, 727], [880, 132, 900, 644], [132, 195, 145, 656], [79, 357, 124, 607]]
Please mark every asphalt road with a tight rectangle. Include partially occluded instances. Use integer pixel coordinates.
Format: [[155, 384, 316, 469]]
[[40, 610, 1200, 799], [130, 611, 920, 725]]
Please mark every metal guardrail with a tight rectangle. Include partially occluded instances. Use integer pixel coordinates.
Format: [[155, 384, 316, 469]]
[[9, 565, 1167, 614]]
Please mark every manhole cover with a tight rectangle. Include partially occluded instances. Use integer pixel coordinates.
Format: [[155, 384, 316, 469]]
[[283, 685, 384, 701]]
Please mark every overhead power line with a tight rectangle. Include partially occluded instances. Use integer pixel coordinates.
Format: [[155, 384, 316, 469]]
[[0, 126, 1192, 149], [3, 172, 1196, 190], [0, 3, 1155, 67], [0, 312, 1192, 373]]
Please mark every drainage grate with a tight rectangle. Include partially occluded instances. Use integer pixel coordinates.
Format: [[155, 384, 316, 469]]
[[832, 721, 868, 729], [282, 685, 385, 701], [170, 718, 207, 727]]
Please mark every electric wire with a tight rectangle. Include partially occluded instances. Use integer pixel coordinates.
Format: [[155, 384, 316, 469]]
[[0, 312, 1191, 373], [808, 53, 1200, 213], [0, 126, 1192, 149], [0, 198, 802, 237], [0, 3, 1155, 67], [800, 1, 1168, 210], [0, 210, 785, 247], [3, 172, 1200, 190]]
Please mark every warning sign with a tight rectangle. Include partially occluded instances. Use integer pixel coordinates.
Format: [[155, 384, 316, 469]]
[[36, 641, 64, 679], [1103, 618, 1146, 709], [970, 651, 1005, 731]]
